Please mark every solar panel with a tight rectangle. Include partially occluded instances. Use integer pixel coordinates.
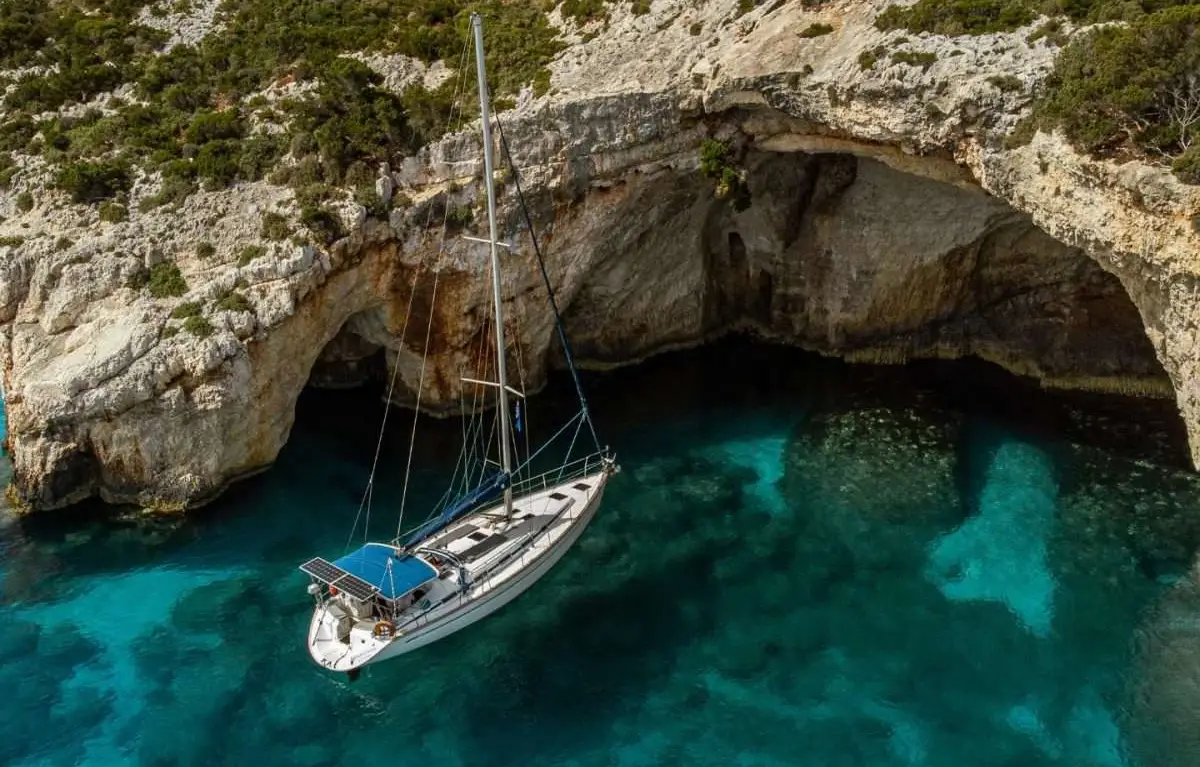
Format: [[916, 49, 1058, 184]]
[[299, 557, 378, 602], [299, 557, 342, 582], [332, 575, 377, 602]]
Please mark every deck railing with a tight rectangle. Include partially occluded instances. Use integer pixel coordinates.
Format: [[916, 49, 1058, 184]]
[[508, 449, 609, 497], [390, 451, 614, 635]]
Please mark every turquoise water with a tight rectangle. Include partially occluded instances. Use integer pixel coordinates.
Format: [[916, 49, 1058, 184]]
[[3, 340, 1200, 767]]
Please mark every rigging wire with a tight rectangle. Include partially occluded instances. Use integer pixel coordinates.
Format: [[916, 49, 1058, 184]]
[[394, 33, 473, 541], [511, 300, 532, 476], [355, 23, 614, 550], [343, 33, 472, 554], [492, 112, 603, 454]]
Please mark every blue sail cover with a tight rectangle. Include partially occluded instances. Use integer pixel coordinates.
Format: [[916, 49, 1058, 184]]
[[333, 543, 437, 600], [402, 470, 509, 548]]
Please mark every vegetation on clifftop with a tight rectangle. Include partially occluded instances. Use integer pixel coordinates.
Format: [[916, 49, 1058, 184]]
[[877, 0, 1200, 183], [0, 0, 569, 210], [1027, 7, 1200, 182]]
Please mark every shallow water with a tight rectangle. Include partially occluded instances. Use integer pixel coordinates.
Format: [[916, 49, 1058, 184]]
[[3, 340, 1200, 767]]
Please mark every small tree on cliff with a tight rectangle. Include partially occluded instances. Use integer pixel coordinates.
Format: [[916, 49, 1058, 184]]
[[699, 139, 751, 211]]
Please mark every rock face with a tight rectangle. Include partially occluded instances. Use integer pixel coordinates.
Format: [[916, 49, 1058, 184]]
[[1, 0, 1199, 511]]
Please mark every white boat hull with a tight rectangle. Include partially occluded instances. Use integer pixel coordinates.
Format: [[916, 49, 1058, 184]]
[[376, 477, 604, 661], [305, 469, 609, 672]]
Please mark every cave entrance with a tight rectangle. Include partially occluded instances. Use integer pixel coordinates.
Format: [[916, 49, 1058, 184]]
[[308, 313, 388, 391], [692, 151, 1172, 403]]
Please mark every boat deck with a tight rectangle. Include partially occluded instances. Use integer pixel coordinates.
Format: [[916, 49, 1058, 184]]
[[305, 471, 608, 671]]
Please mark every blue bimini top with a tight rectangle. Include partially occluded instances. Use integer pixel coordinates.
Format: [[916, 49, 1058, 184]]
[[333, 543, 437, 600]]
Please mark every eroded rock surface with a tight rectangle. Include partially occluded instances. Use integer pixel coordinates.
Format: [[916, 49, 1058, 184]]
[[1, 0, 1198, 510]]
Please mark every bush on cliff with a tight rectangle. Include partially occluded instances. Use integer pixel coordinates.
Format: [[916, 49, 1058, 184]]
[[876, 0, 1198, 36], [147, 261, 188, 298], [876, 0, 1035, 36], [699, 139, 752, 211], [876, 0, 1200, 185], [1026, 6, 1200, 184], [0, 0, 566, 208], [300, 205, 345, 245], [183, 314, 213, 338], [55, 159, 131, 203], [283, 58, 415, 184]]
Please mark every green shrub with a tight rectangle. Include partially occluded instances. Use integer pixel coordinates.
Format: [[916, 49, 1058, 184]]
[[0, 116, 36, 153], [54, 236, 72, 250], [1028, 6, 1200, 181], [1, 0, 567, 201], [799, 23, 834, 38], [445, 204, 475, 230], [170, 301, 201, 318], [236, 134, 286, 182], [195, 241, 215, 259], [1027, 19, 1067, 46], [875, 0, 1197, 37], [15, 191, 32, 212], [185, 110, 243, 145], [1172, 146, 1200, 184], [300, 205, 344, 245], [559, 0, 609, 23], [891, 50, 938, 70], [215, 290, 253, 313], [56, 160, 131, 203], [0, 156, 17, 189], [237, 245, 266, 267], [182, 314, 213, 338], [354, 185, 388, 219], [0, 236, 24, 247], [261, 211, 290, 240], [859, 47, 885, 70], [284, 59, 416, 183], [195, 140, 240, 188], [699, 139, 751, 211], [139, 175, 195, 211], [876, 0, 1036, 36], [147, 261, 188, 298], [98, 202, 128, 223], [125, 267, 149, 290], [987, 74, 1023, 92], [689, 22, 702, 35]]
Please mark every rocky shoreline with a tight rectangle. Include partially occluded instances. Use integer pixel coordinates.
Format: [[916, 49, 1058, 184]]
[[1, 0, 1198, 512]]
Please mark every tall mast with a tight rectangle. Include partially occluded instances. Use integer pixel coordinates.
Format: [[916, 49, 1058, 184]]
[[472, 13, 514, 519]]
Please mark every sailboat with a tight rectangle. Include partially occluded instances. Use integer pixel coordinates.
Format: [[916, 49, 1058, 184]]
[[297, 13, 618, 675]]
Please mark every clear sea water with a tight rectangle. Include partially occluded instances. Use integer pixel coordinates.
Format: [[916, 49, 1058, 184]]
[[3, 339, 1200, 767]]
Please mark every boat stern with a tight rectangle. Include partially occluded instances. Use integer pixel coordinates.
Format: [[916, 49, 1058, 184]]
[[305, 599, 394, 673]]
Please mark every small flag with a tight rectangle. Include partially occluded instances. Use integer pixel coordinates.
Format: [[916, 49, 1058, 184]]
[[514, 401, 522, 434]]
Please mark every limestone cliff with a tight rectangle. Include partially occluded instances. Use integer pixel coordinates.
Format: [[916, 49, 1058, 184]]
[[1, 0, 1198, 512]]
